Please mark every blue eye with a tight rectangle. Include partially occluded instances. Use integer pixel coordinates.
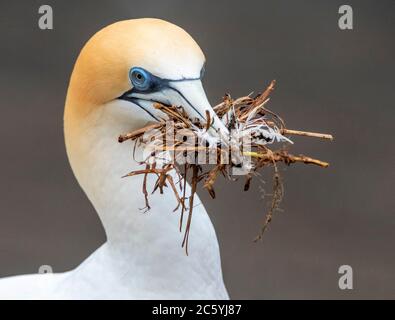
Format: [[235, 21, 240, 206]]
[[129, 67, 151, 91]]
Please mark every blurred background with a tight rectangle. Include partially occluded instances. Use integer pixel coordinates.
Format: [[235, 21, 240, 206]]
[[0, 0, 394, 299]]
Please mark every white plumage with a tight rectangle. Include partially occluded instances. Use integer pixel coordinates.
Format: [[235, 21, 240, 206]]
[[0, 18, 228, 300]]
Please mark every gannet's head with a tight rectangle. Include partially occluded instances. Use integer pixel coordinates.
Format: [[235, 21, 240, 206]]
[[66, 18, 227, 134]]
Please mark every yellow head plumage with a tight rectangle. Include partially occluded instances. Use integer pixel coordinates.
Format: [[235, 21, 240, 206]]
[[66, 19, 206, 117]]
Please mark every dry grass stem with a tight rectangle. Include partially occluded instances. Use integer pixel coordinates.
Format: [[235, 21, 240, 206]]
[[118, 80, 332, 253]]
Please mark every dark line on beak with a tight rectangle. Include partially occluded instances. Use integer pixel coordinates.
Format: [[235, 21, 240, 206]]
[[166, 85, 205, 120], [124, 98, 160, 122], [166, 85, 223, 133]]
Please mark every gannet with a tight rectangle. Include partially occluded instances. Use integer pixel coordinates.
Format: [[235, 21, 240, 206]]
[[0, 18, 229, 299]]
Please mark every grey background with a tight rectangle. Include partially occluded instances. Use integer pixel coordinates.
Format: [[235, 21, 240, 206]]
[[1, 0, 394, 299]]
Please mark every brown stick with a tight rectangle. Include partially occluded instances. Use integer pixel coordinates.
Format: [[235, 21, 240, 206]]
[[166, 174, 184, 212], [283, 154, 330, 167], [122, 166, 173, 178], [203, 164, 225, 199], [254, 162, 283, 242], [245, 151, 330, 168], [179, 164, 188, 232], [142, 164, 150, 211], [281, 128, 333, 141], [118, 122, 165, 143], [182, 165, 198, 255], [253, 80, 276, 106]]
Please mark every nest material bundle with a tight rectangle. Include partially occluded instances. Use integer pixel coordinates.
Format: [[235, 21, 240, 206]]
[[119, 80, 333, 254]]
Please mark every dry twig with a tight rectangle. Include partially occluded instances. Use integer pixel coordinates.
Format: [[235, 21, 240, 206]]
[[118, 80, 332, 252]]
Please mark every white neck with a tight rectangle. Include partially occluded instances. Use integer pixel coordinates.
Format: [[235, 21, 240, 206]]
[[64, 100, 228, 298], [65, 101, 185, 244]]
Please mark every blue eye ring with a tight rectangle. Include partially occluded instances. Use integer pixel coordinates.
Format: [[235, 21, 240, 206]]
[[129, 67, 151, 91]]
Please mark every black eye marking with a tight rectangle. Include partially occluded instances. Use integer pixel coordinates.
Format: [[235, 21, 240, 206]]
[[118, 65, 206, 120], [128, 67, 163, 93]]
